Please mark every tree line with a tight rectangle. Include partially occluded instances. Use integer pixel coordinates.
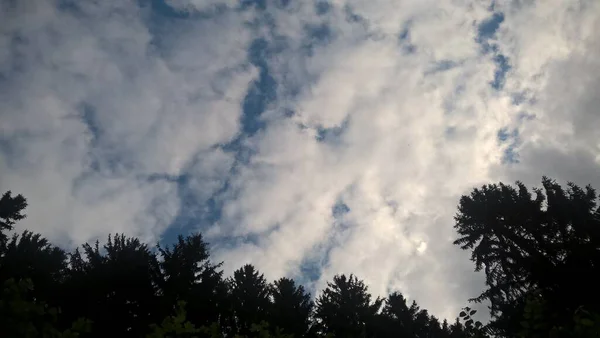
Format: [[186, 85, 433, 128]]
[[1, 177, 599, 337]]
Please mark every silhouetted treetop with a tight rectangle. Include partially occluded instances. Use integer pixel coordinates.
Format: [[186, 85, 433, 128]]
[[314, 274, 383, 337], [454, 177, 600, 336], [4, 178, 600, 338], [0, 191, 27, 243], [270, 277, 313, 337]]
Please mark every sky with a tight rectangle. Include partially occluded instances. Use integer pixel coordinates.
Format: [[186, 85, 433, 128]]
[[1, 0, 599, 320]]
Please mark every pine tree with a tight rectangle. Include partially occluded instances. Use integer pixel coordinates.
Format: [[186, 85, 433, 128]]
[[454, 178, 600, 336], [314, 274, 383, 338], [226, 264, 272, 336], [63, 234, 162, 337], [157, 233, 226, 329], [269, 277, 314, 337]]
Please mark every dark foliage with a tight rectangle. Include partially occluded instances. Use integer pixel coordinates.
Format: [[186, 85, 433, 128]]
[[270, 277, 313, 337], [454, 177, 600, 337], [157, 234, 227, 329], [314, 274, 382, 337], [2, 177, 599, 337], [226, 264, 272, 336], [0, 191, 27, 244]]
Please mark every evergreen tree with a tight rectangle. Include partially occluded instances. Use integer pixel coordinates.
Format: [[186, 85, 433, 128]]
[[63, 234, 162, 337], [269, 277, 314, 337], [5, 183, 598, 338], [454, 178, 600, 336], [314, 274, 383, 338], [157, 233, 226, 329], [226, 264, 272, 336], [378, 292, 420, 337]]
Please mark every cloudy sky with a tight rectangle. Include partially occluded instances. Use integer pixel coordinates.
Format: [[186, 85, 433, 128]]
[[1, 0, 599, 320]]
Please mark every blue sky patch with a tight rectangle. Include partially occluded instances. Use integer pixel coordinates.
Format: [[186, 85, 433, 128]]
[[497, 127, 520, 164], [241, 38, 277, 136], [398, 22, 416, 54], [316, 1, 331, 15], [476, 11, 510, 90], [316, 118, 350, 144]]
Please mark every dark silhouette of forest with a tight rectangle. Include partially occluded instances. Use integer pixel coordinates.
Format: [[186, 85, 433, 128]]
[[1, 177, 600, 337]]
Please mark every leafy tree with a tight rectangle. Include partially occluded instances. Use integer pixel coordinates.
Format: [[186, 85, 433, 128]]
[[0, 191, 27, 244], [63, 234, 162, 337], [458, 307, 487, 338], [8, 183, 600, 338], [269, 277, 314, 337], [0, 231, 68, 316], [147, 301, 201, 338], [314, 274, 383, 338], [0, 278, 91, 338]]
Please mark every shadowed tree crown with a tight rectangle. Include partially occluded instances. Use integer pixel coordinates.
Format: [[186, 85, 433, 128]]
[[157, 233, 226, 328], [270, 277, 314, 337], [227, 264, 272, 336], [314, 274, 383, 338], [0, 191, 27, 244], [454, 177, 600, 335]]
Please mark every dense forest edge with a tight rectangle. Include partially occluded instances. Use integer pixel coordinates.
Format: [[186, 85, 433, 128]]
[[1, 177, 600, 337]]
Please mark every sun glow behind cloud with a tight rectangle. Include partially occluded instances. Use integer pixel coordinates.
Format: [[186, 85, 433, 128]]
[[1, 0, 599, 319]]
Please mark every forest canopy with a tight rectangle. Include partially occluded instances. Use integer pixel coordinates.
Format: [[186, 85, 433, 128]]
[[1, 177, 599, 337]]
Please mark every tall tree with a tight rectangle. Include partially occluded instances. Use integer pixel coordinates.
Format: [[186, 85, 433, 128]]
[[454, 177, 600, 336], [378, 292, 420, 337], [226, 264, 272, 336], [63, 234, 162, 337], [269, 277, 314, 337], [449, 319, 468, 338], [314, 274, 383, 338], [157, 233, 226, 329]]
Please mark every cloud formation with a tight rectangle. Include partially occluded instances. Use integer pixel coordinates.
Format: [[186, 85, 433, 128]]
[[1, 0, 598, 320]]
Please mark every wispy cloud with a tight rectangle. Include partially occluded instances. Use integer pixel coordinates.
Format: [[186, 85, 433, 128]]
[[1, 0, 598, 320]]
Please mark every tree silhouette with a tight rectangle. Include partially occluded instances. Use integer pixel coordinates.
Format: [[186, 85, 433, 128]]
[[63, 234, 162, 337], [157, 233, 226, 329], [0, 230, 67, 322], [454, 177, 600, 336], [376, 292, 470, 338], [269, 277, 314, 337], [226, 264, 272, 336], [3, 180, 599, 338], [314, 274, 383, 337], [378, 292, 420, 337], [0, 191, 27, 244]]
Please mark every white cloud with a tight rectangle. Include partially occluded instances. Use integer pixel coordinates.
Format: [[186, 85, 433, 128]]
[[0, 0, 258, 244], [166, 0, 239, 12], [1, 0, 599, 322], [209, 0, 599, 319], [203, 0, 501, 318], [490, 0, 600, 188]]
